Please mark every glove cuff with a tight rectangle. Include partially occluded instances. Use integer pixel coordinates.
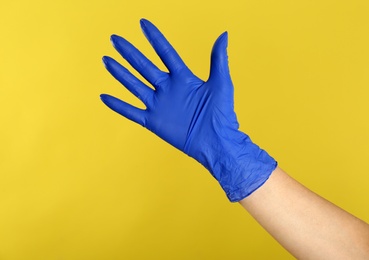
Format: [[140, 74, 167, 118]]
[[197, 131, 277, 202]]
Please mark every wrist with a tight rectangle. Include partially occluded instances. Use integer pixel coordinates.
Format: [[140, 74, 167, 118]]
[[201, 130, 277, 202]]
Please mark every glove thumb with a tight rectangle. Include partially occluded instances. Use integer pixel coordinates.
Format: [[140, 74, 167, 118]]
[[209, 32, 230, 82]]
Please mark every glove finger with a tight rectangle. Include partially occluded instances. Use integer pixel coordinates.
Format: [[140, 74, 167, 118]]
[[103, 56, 154, 107], [140, 19, 187, 74], [100, 94, 146, 126], [209, 32, 230, 81], [110, 34, 167, 88]]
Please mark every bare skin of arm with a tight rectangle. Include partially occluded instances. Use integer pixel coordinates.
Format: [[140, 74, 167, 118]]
[[239, 167, 369, 260]]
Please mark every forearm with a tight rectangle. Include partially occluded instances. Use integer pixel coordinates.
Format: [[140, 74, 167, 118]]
[[239, 167, 369, 260]]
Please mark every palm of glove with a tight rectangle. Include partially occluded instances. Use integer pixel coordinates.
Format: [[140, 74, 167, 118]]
[[149, 70, 240, 157]]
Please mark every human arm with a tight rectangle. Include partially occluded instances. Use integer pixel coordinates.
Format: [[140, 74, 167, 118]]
[[240, 166, 369, 259], [100, 19, 369, 259]]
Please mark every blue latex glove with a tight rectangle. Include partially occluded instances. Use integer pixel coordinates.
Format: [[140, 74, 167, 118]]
[[100, 19, 277, 202]]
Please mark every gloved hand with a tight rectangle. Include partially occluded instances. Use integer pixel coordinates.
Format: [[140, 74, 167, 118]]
[[100, 19, 277, 202]]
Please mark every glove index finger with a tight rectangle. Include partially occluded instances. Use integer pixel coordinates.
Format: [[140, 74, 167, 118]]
[[140, 19, 187, 74]]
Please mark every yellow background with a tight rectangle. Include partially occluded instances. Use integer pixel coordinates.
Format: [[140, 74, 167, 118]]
[[1, 0, 368, 259]]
